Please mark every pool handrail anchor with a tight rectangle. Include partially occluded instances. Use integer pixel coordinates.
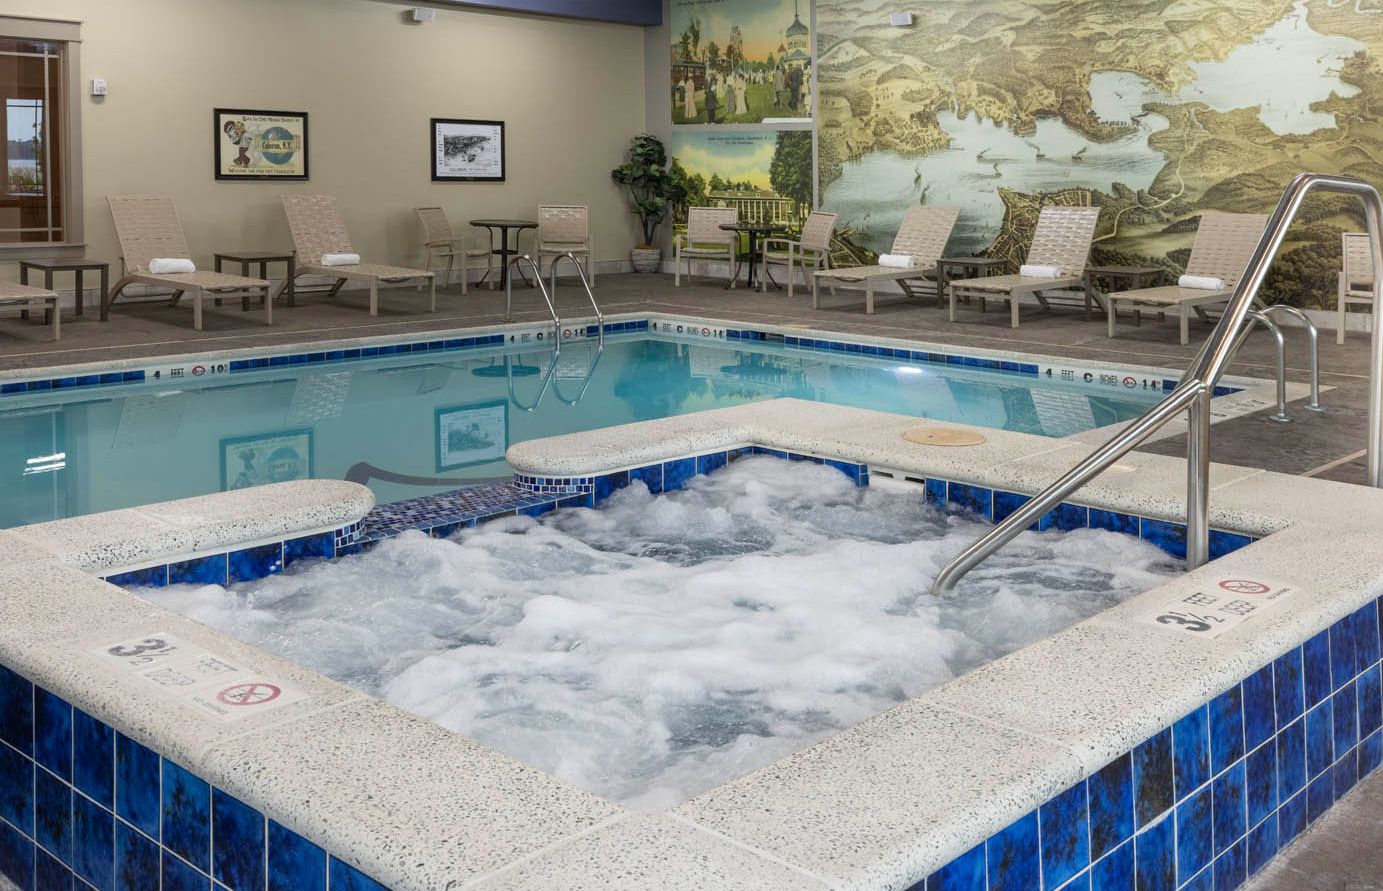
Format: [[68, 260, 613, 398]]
[[1232, 310, 1291, 423], [930, 173, 1383, 597], [505, 254, 561, 345], [550, 252, 604, 347]]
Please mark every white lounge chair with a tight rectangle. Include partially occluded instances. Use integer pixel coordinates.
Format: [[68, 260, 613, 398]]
[[674, 207, 737, 287], [1337, 231, 1377, 344], [813, 205, 961, 314], [536, 205, 596, 285], [0, 281, 60, 341], [761, 211, 837, 299]]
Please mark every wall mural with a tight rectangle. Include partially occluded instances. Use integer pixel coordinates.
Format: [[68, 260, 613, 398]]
[[669, 130, 814, 226], [671, 0, 815, 124], [814, 0, 1383, 308]]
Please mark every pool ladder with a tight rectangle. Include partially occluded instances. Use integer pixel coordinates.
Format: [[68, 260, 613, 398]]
[[931, 172, 1383, 596], [505, 253, 604, 348]]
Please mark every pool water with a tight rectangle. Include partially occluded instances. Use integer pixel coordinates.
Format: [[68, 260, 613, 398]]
[[0, 335, 1162, 527], [143, 458, 1180, 809]]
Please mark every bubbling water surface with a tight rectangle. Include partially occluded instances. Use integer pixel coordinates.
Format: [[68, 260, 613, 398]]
[[145, 458, 1178, 809]]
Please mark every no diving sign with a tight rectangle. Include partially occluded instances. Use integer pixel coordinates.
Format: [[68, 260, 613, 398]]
[[92, 632, 307, 722], [1138, 577, 1296, 640]]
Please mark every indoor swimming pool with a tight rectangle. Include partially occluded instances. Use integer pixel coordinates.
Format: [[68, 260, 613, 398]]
[[0, 330, 1166, 527]]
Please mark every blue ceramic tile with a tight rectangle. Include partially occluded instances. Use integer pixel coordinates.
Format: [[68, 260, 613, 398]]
[[35, 847, 70, 891], [0, 817, 34, 891], [696, 451, 727, 476], [1330, 618, 1357, 693], [267, 820, 325, 891], [228, 543, 283, 583], [169, 554, 227, 587], [0, 742, 32, 836], [1360, 729, 1382, 776], [987, 811, 1039, 891], [1242, 665, 1275, 751], [162, 850, 209, 891], [328, 858, 389, 891], [923, 479, 947, 505], [1040, 502, 1088, 532], [162, 760, 210, 871], [1174, 787, 1212, 886], [1246, 817, 1278, 878], [1306, 772, 1333, 823], [73, 710, 114, 810], [1179, 866, 1213, 891], [34, 768, 70, 864], [1277, 790, 1306, 844], [1132, 816, 1174, 891], [1245, 741, 1277, 828], [661, 457, 696, 492], [1212, 841, 1245, 891], [1139, 519, 1186, 559], [1089, 840, 1133, 891], [592, 471, 629, 503], [1305, 700, 1334, 779], [992, 491, 1029, 525], [629, 463, 663, 494], [1274, 649, 1304, 728], [1361, 665, 1382, 740], [518, 502, 554, 518], [926, 842, 984, 891], [1172, 706, 1210, 799], [1059, 875, 1089, 891], [33, 690, 71, 781], [0, 664, 33, 755], [1088, 754, 1133, 859], [283, 533, 334, 567], [104, 566, 168, 589], [115, 735, 159, 839], [212, 790, 264, 891], [1212, 762, 1245, 855], [1209, 685, 1245, 774], [1208, 530, 1253, 559], [72, 793, 114, 891], [1333, 747, 1359, 799], [1303, 630, 1332, 708], [1352, 604, 1380, 675], [824, 459, 864, 484], [1332, 682, 1359, 759], [947, 483, 992, 520], [1277, 717, 1306, 799], [114, 822, 157, 891], [1039, 781, 1088, 890], [1132, 728, 1173, 827]]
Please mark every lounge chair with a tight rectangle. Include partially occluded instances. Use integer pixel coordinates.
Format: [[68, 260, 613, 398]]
[[0, 281, 60, 341], [1105, 211, 1268, 345], [106, 196, 274, 331], [535, 205, 595, 285], [674, 207, 737, 287], [813, 205, 960, 314], [282, 195, 434, 315], [761, 210, 837, 299], [948, 205, 1101, 328], [416, 206, 491, 295], [1337, 231, 1376, 344]]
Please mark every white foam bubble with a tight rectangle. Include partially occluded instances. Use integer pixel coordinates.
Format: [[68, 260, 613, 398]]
[[143, 457, 1178, 809]]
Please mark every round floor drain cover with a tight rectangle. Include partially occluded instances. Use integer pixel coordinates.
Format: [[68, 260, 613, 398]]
[[903, 427, 987, 447]]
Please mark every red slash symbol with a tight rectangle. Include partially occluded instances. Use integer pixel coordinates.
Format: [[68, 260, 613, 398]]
[[1218, 579, 1271, 595], [216, 682, 281, 706]]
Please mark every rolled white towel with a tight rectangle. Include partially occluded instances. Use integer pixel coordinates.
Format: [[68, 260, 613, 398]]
[[878, 253, 916, 269], [1178, 274, 1226, 291], [148, 258, 195, 275], [1019, 264, 1061, 279], [320, 252, 361, 267]]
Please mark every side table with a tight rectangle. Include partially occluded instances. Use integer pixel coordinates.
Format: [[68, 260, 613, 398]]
[[19, 258, 109, 320], [214, 251, 296, 308]]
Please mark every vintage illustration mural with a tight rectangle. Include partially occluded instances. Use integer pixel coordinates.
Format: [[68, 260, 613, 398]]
[[669, 130, 814, 225], [814, 0, 1383, 307]]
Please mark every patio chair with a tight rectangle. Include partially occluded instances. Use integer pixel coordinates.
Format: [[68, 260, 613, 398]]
[[282, 195, 434, 316], [1337, 231, 1376, 344], [536, 205, 596, 285], [1105, 211, 1268, 345], [948, 206, 1101, 328], [761, 211, 837, 299], [813, 205, 961, 314], [416, 206, 491, 295], [675, 207, 737, 287], [106, 196, 273, 331], [0, 281, 60, 341]]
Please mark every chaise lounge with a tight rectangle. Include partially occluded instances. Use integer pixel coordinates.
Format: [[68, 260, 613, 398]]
[[812, 205, 960, 314], [0, 281, 61, 341]]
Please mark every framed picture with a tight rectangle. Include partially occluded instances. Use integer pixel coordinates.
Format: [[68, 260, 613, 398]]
[[435, 400, 508, 470], [431, 118, 505, 182], [220, 429, 314, 491], [214, 108, 309, 181]]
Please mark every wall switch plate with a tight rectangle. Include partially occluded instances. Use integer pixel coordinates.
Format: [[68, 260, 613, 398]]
[[410, 7, 435, 23], [90, 77, 108, 96]]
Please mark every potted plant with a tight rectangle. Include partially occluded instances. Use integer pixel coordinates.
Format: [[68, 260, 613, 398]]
[[611, 134, 684, 273]]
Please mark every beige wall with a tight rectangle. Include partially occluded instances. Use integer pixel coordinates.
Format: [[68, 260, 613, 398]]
[[9, 0, 646, 277]]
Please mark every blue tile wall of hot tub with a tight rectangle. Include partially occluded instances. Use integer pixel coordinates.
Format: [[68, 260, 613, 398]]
[[0, 663, 390, 891], [912, 598, 1383, 891]]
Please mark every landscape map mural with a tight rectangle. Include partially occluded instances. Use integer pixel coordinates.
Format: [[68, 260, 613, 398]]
[[812, 0, 1383, 309]]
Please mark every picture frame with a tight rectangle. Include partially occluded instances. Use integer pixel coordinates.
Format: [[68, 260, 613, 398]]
[[214, 108, 309, 181], [431, 118, 505, 182], [435, 400, 508, 470], [220, 429, 314, 491]]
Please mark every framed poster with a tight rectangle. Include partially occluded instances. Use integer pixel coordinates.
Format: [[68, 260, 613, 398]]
[[431, 118, 505, 182], [435, 400, 508, 470], [214, 108, 309, 181], [220, 429, 314, 491]]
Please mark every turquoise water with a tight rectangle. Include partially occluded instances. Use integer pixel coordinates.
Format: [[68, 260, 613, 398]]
[[0, 335, 1163, 527]]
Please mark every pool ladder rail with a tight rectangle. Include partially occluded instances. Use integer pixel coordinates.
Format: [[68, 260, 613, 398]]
[[505, 252, 604, 348], [931, 172, 1383, 597]]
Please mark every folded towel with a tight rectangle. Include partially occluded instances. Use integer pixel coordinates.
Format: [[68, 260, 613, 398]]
[[321, 252, 361, 267], [148, 258, 195, 275], [1178, 274, 1226, 291], [1019, 264, 1061, 279], [878, 253, 916, 269]]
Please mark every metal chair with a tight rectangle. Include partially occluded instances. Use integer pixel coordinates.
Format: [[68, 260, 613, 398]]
[[674, 207, 737, 287], [761, 211, 837, 299], [416, 207, 491, 295], [1338, 231, 1376, 344], [535, 205, 595, 285]]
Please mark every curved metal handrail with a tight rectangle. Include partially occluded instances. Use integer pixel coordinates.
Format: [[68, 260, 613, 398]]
[[507, 353, 558, 413], [930, 173, 1383, 596], [550, 252, 604, 347], [1232, 310, 1291, 423], [506, 254, 561, 345], [552, 343, 606, 406], [1256, 303, 1324, 412]]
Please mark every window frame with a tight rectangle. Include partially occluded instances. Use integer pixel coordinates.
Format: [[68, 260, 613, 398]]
[[0, 15, 82, 258]]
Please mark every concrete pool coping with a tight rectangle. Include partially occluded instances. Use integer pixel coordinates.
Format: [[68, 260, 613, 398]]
[[1, 397, 1378, 888]]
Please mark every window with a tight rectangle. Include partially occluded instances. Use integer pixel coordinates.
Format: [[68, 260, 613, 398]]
[[0, 18, 81, 254]]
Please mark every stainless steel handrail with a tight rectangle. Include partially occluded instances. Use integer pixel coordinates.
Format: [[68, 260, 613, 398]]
[[1256, 303, 1324, 412], [930, 172, 1383, 597], [507, 352, 558, 413], [506, 255, 561, 344], [552, 342, 606, 407], [1233, 310, 1291, 423], [550, 253, 604, 347]]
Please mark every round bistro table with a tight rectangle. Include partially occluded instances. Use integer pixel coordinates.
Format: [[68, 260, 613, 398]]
[[470, 219, 538, 291], [719, 222, 784, 290]]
